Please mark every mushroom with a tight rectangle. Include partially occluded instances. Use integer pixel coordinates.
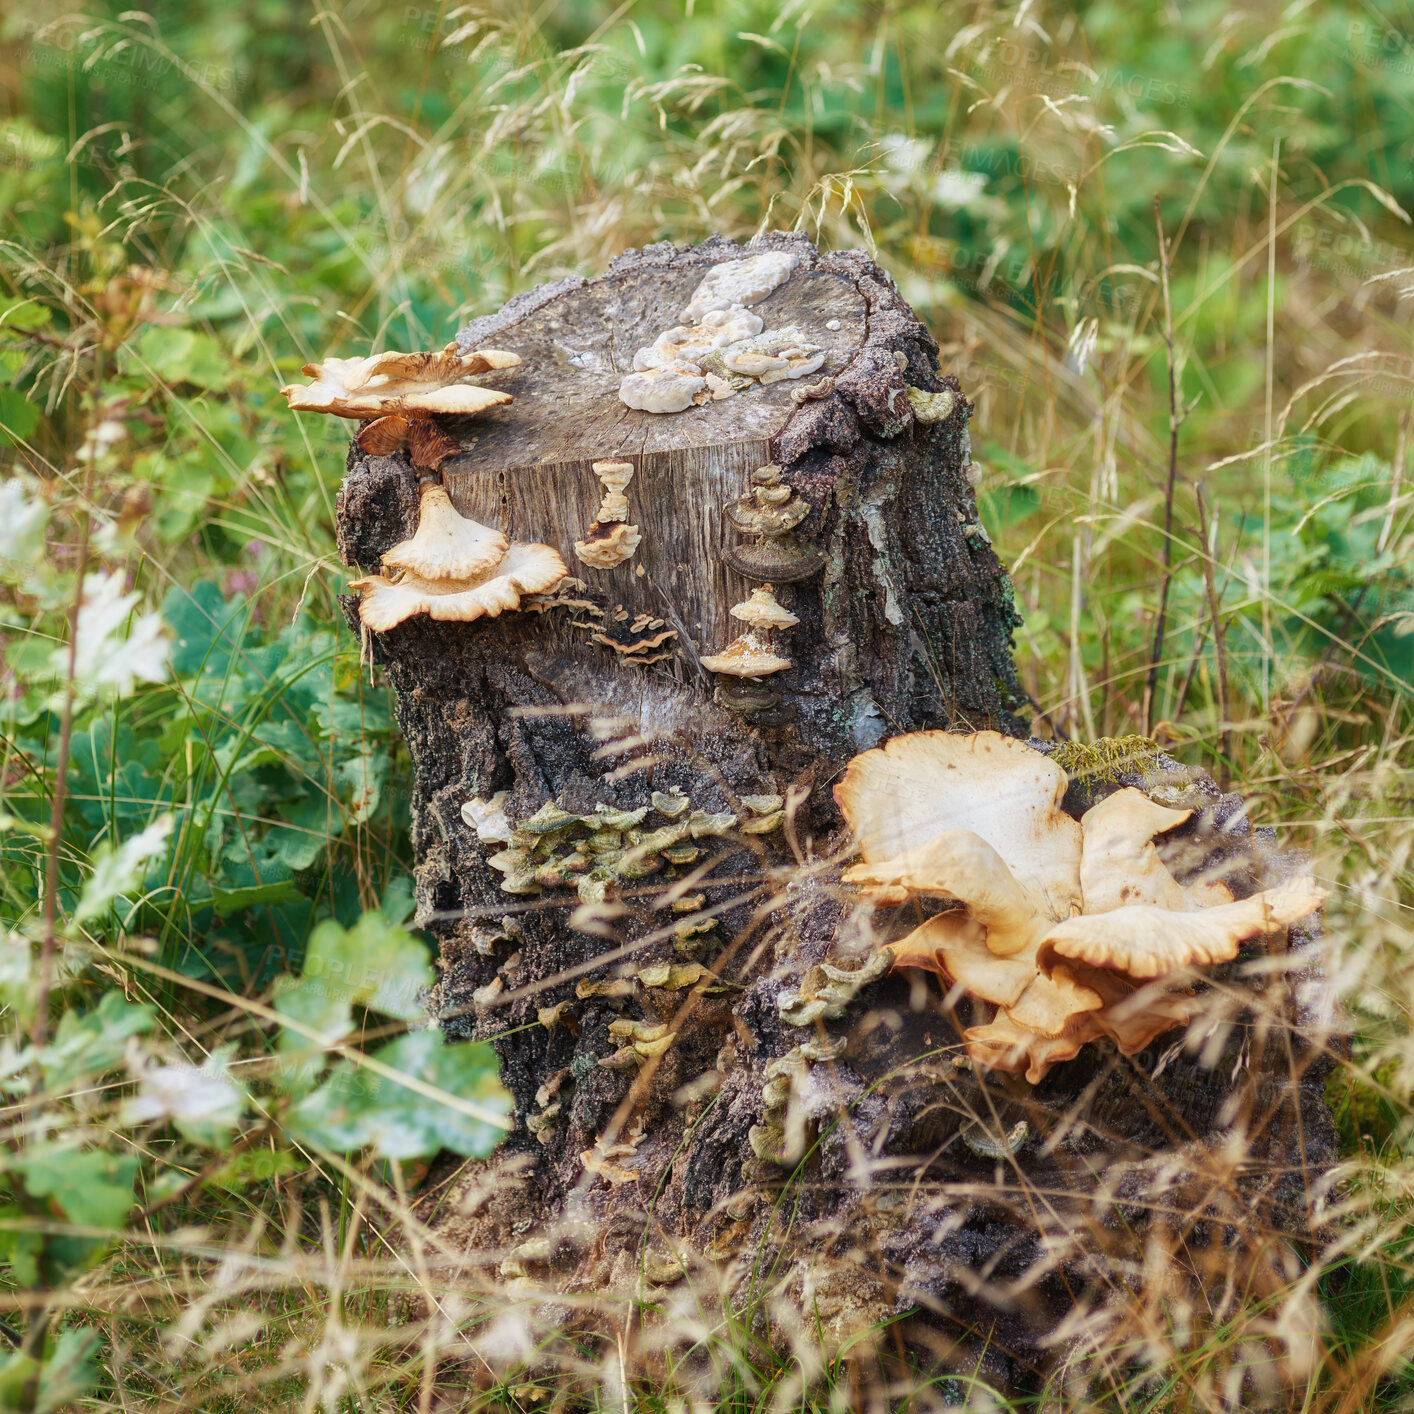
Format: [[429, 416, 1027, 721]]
[[729, 585, 799, 632], [282, 343, 520, 419], [906, 386, 957, 425], [702, 584, 796, 688], [721, 465, 824, 583], [618, 366, 708, 414], [281, 342, 520, 474], [351, 540, 568, 632], [680, 251, 801, 322], [575, 461, 643, 570], [621, 255, 824, 414], [834, 731, 1328, 1082], [382, 484, 509, 581], [699, 632, 791, 678]]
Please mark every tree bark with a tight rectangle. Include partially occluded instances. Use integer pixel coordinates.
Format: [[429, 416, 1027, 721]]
[[334, 234, 1337, 1396]]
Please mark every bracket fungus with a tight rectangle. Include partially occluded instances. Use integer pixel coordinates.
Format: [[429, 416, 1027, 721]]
[[721, 465, 823, 583], [702, 584, 795, 685], [282, 344, 520, 420], [351, 482, 566, 632], [574, 461, 643, 570], [282, 342, 521, 473], [835, 730, 1328, 1083]]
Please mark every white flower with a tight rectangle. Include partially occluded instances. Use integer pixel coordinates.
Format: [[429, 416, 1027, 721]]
[[932, 167, 992, 209], [879, 132, 931, 173], [123, 1046, 244, 1145], [0, 478, 50, 573], [60, 570, 171, 696]]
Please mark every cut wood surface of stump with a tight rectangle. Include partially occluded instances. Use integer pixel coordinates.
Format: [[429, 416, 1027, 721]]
[[333, 234, 1339, 1394]]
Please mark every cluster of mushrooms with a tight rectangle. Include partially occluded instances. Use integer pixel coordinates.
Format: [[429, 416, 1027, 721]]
[[834, 730, 1327, 1083], [619, 251, 827, 413], [282, 342, 571, 631]]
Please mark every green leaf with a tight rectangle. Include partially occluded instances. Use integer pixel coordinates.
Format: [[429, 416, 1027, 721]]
[[287, 1030, 511, 1160], [35, 1329, 102, 1414], [39, 992, 156, 1091], [275, 911, 433, 1051], [74, 815, 173, 925], [161, 580, 251, 678], [208, 1147, 306, 1192], [16, 1146, 140, 1230], [132, 327, 230, 390], [0, 389, 41, 449]]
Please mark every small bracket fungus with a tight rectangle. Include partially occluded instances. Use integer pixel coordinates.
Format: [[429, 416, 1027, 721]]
[[835, 731, 1328, 1083], [571, 606, 678, 665], [382, 484, 509, 580], [702, 584, 795, 685], [351, 482, 566, 632], [905, 386, 957, 425], [575, 461, 643, 570], [721, 465, 824, 583], [282, 343, 520, 420]]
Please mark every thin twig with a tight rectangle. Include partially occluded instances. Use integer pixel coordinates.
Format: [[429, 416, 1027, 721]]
[[1145, 195, 1182, 735], [32, 510, 93, 1048], [1194, 484, 1231, 786]]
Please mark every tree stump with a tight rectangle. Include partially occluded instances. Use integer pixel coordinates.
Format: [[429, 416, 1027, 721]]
[[334, 234, 1337, 1396]]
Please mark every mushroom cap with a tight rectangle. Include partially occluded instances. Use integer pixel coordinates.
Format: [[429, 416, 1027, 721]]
[[591, 461, 636, 494], [834, 730, 1082, 925], [596, 492, 630, 524], [722, 537, 825, 583], [700, 633, 791, 677], [381, 484, 509, 581], [889, 912, 1036, 1005], [356, 414, 412, 456], [724, 494, 810, 537], [964, 1011, 1103, 1086], [1005, 969, 1104, 1037], [906, 386, 958, 425], [618, 367, 707, 414], [1091, 982, 1194, 1053], [574, 521, 642, 570], [1036, 873, 1328, 980], [842, 829, 1044, 958], [1079, 787, 1192, 914], [729, 586, 799, 630], [650, 310, 765, 366], [283, 345, 519, 419], [352, 540, 567, 632]]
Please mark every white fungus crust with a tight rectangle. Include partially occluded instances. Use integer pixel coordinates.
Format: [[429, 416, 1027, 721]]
[[618, 249, 827, 414], [680, 251, 801, 322]]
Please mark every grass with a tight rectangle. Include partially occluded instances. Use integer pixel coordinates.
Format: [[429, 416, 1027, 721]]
[[2, 0, 1414, 1407]]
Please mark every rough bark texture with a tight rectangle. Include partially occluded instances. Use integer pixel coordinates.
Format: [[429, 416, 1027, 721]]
[[333, 234, 1338, 1395]]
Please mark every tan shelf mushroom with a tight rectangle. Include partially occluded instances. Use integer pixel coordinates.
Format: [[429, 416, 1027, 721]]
[[702, 585, 796, 686], [350, 483, 566, 632], [700, 632, 792, 677], [282, 343, 520, 419], [281, 342, 520, 472], [722, 465, 823, 583], [835, 731, 1328, 1083], [574, 461, 643, 570], [352, 540, 568, 632], [382, 484, 508, 580]]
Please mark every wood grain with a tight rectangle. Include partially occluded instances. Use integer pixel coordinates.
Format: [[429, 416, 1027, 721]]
[[441, 262, 865, 658]]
